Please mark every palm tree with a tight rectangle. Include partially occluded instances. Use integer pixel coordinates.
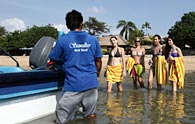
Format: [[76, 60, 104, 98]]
[[116, 20, 136, 40], [142, 22, 151, 36]]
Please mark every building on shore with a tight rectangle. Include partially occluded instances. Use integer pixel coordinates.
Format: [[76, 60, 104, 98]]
[[98, 35, 130, 54]]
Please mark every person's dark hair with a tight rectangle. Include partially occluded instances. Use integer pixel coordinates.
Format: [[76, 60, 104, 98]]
[[65, 10, 83, 30], [153, 34, 161, 40], [109, 36, 117, 42], [164, 36, 172, 60], [154, 34, 162, 44]]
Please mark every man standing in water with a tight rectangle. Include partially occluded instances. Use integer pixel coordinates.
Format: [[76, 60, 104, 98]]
[[49, 10, 102, 123]]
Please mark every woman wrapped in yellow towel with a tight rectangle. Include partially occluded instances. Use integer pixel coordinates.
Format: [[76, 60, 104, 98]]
[[148, 34, 167, 91], [126, 37, 145, 89], [164, 37, 185, 92], [104, 36, 126, 92]]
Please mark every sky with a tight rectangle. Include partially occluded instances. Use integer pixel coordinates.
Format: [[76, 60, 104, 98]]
[[0, 0, 195, 37]]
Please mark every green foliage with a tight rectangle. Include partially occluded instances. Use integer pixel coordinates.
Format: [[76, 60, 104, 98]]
[[0, 36, 8, 50], [0, 26, 7, 36], [145, 49, 153, 54], [116, 20, 137, 41], [1, 25, 58, 54], [24, 25, 58, 47], [0, 25, 58, 55], [129, 29, 144, 42], [83, 17, 110, 36], [102, 49, 109, 55], [142, 39, 153, 45], [168, 11, 195, 49]]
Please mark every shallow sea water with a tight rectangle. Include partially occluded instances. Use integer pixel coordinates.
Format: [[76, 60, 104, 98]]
[[25, 70, 195, 124]]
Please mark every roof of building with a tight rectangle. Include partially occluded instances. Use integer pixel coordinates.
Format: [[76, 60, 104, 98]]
[[98, 35, 128, 46]]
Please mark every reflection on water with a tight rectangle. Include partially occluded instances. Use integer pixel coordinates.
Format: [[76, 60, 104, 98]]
[[27, 71, 195, 124], [147, 91, 184, 124], [96, 71, 195, 124], [97, 88, 186, 124], [105, 92, 123, 123]]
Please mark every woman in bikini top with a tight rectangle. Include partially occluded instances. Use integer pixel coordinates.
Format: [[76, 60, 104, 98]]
[[130, 38, 145, 65], [109, 48, 121, 58], [164, 36, 183, 61], [170, 52, 179, 57], [132, 51, 143, 57], [152, 46, 164, 57], [105, 36, 126, 92], [149, 38, 165, 68], [106, 36, 126, 68]]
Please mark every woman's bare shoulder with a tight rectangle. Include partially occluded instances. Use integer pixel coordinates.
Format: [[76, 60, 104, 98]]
[[161, 44, 166, 48], [140, 46, 145, 50], [119, 47, 125, 51], [176, 46, 181, 50]]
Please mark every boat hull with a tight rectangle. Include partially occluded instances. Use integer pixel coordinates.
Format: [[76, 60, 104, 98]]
[[0, 90, 61, 124], [0, 69, 64, 99], [0, 69, 64, 124]]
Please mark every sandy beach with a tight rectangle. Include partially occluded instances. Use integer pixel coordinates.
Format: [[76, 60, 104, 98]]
[[0, 55, 195, 71]]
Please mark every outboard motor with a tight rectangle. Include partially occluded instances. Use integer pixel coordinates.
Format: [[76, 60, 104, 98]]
[[29, 36, 56, 69]]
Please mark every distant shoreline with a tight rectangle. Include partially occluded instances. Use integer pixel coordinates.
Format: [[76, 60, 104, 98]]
[[1, 55, 195, 71]]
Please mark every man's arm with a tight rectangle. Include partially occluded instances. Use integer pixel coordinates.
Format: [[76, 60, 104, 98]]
[[95, 58, 102, 77]]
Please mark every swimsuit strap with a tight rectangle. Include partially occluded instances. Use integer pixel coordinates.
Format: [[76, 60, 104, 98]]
[[109, 48, 121, 58], [114, 48, 121, 57]]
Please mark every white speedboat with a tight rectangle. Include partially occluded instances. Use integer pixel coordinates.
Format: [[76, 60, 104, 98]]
[[0, 37, 64, 124]]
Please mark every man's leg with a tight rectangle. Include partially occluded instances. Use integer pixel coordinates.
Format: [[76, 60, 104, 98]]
[[82, 89, 98, 118], [56, 92, 81, 124]]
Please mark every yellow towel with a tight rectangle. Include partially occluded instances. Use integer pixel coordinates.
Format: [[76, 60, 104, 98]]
[[169, 57, 185, 89], [155, 56, 167, 85], [106, 65, 123, 83], [126, 57, 135, 74]]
